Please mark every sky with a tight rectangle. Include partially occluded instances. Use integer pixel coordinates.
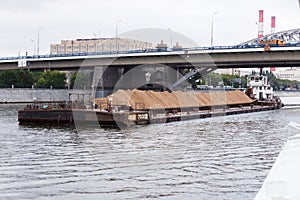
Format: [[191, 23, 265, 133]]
[[0, 0, 299, 57]]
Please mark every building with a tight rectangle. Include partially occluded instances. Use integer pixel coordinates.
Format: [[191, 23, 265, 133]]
[[274, 68, 300, 82], [214, 68, 276, 77], [214, 68, 251, 76], [50, 38, 153, 55]]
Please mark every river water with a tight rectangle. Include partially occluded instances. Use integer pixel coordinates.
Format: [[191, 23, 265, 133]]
[[0, 104, 300, 200]]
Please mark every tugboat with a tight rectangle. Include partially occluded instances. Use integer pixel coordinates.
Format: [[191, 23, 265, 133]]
[[245, 73, 283, 108]]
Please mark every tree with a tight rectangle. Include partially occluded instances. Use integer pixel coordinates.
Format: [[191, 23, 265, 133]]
[[51, 71, 66, 88], [36, 70, 66, 88], [70, 72, 90, 89], [0, 70, 34, 88], [36, 77, 47, 88], [15, 70, 34, 87], [0, 70, 17, 87]]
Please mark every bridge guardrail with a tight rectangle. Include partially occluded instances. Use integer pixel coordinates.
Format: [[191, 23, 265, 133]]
[[1, 42, 299, 62]]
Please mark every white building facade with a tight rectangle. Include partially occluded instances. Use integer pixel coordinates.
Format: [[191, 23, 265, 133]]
[[274, 68, 300, 82], [50, 38, 153, 55]]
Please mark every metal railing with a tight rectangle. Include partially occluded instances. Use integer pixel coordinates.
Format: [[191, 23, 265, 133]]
[[1, 42, 299, 61]]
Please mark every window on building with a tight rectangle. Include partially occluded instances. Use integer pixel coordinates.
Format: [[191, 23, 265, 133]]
[[97, 45, 102, 51]]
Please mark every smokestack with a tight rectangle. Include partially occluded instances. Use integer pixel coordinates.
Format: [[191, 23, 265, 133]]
[[258, 10, 264, 39], [271, 16, 276, 34]]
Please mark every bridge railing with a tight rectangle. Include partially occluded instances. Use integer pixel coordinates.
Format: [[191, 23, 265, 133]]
[[1, 42, 299, 61]]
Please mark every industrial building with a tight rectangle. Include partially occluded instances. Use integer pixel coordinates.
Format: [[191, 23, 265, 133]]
[[274, 68, 300, 82], [50, 38, 153, 55]]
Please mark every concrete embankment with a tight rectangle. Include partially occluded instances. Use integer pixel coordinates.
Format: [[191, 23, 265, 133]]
[[274, 91, 300, 97], [0, 88, 91, 103], [274, 91, 300, 106], [1, 89, 299, 104]]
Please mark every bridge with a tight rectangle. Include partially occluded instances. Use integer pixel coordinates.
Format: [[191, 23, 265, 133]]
[[0, 46, 300, 70], [240, 28, 300, 47], [0, 28, 299, 95], [0, 28, 300, 70], [0, 28, 299, 71]]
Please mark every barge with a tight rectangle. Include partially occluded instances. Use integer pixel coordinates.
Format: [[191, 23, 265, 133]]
[[18, 74, 283, 127], [18, 89, 283, 127], [18, 100, 150, 126]]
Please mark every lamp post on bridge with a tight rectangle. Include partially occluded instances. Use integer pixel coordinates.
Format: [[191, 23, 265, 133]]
[[168, 28, 173, 49], [37, 27, 44, 55], [30, 39, 36, 55], [115, 20, 122, 53], [210, 12, 218, 49]]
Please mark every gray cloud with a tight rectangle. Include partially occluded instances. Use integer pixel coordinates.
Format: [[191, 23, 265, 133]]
[[0, 0, 299, 57], [0, 0, 45, 10]]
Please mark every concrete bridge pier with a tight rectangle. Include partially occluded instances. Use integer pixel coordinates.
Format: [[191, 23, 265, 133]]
[[87, 64, 216, 98], [91, 64, 184, 98], [112, 64, 181, 92], [92, 66, 123, 98]]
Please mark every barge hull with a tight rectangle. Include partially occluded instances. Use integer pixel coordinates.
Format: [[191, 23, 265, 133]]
[[18, 109, 128, 127], [149, 105, 278, 124], [18, 98, 283, 127]]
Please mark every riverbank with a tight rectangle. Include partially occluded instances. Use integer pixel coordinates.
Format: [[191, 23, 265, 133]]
[[1, 88, 299, 104], [0, 88, 91, 104]]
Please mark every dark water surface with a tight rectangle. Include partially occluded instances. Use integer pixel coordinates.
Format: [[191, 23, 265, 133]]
[[0, 104, 299, 200]]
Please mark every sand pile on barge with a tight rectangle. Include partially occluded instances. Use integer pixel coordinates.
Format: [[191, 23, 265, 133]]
[[95, 89, 255, 110]]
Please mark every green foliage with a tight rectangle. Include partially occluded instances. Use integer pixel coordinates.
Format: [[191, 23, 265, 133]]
[[36, 70, 66, 88], [17, 70, 34, 87], [265, 71, 300, 90], [0, 70, 67, 88], [36, 77, 47, 88], [0, 70, 17, 87], [32, 71, 43, 83], [201, 73, 247, 88], [70, 72, 90, 89], [0, 70, 34, 88], [197, 71, 300, 90]]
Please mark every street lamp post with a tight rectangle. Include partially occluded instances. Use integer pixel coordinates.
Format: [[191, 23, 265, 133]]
[[168, 28, 173, 49], [37, 27, 44, 55], [115, 20, 122, 53], [30, 39, 36, 55], [210, 12, 218, 49]]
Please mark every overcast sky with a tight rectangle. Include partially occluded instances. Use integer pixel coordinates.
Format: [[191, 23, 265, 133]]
[[0, 0, 299, 57]]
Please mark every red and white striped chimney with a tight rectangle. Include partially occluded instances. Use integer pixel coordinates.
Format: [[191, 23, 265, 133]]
[[258, 10, 264, 39], [270, 16, 276, 73], [271, 16, 276, 34]]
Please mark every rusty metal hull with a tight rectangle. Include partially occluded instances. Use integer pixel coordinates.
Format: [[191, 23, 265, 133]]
[[149, 105, 279, 124], [18, 101, 282, 127], [18, 109, 129, 127], [18, 109, 73, 125]]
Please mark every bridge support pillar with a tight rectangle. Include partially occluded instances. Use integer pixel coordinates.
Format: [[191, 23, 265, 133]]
[[93, 66, 124, 98]]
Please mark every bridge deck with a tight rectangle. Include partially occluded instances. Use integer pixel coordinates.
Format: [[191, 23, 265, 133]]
[[0, 46, 300, 70]]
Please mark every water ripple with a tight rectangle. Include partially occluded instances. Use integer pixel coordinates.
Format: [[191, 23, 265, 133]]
[[0, 105, 299, 199]]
